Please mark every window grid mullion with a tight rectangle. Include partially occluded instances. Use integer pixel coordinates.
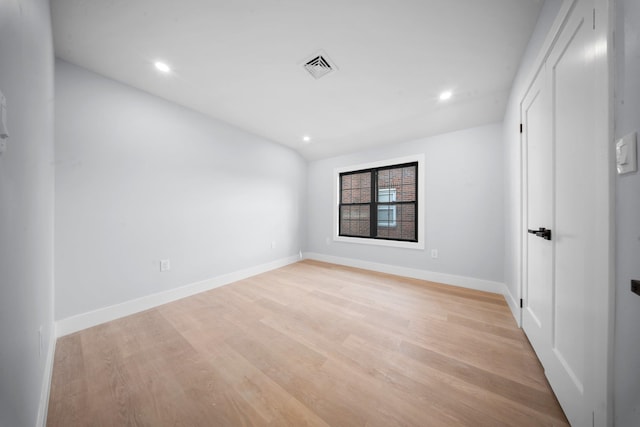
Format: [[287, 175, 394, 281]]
[[371, 170, 377, 238]]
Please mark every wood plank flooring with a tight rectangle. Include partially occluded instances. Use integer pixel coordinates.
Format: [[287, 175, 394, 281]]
[[47, 260, 569, 426]]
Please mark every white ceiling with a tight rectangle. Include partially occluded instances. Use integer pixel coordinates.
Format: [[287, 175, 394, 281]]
[[51, 0, 544, 160]]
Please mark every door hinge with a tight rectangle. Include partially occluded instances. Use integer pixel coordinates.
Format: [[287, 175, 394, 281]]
[[520, 298, 523, 308], [519, 123, 523, 134], [593, 8, 596, 30]]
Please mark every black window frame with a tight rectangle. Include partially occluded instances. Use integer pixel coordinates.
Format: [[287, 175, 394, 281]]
[[338, 161, 418, 243]]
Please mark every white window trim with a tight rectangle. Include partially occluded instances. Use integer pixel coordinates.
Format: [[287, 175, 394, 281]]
[[333, 154, 425, 250]]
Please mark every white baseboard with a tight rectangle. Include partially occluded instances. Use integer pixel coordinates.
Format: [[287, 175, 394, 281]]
[[303, 252, 508, 296], [37, 322, 56, 427], [56, 255, 300, 337], [503, 285, 522, 327]]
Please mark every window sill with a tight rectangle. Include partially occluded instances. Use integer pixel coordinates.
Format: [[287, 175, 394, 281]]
[[334, 235, 424, 250]]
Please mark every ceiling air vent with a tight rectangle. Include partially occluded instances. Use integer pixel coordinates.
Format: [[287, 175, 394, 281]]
[[303, 52, 336, 79]]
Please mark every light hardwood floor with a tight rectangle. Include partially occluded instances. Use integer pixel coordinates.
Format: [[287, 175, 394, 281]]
[[47, 260, 569, 426]]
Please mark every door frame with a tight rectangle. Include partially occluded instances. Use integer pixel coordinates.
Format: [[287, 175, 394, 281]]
[[517, 0, 614, 424]]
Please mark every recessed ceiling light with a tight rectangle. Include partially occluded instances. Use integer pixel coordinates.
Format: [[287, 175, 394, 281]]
[[154, 61, 171, 73], [303, 135, 311, 143], [439, 90, 453, 101]]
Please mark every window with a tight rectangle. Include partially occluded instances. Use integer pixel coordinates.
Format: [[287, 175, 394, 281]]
[[339, 162, 418, 242]]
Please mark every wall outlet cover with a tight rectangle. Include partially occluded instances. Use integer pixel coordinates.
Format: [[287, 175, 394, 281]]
[[616, 132, 637, 175]]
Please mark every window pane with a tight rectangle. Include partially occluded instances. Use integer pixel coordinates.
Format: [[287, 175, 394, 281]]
[[378, 188, 396, 203], [341, 189, 352, 203], [398, 165, 417, 202], [353, 187, 369, 203], [378, 170, 390, 189], [403, 166, 416, 185], [340, 205, 370, 237], [378, 166, 416, 203], [341, 175, 352, 190], [342, 171, 371, 203], [398, 204, 416, 240], [377, 204, 397, 227], [376, 204, 415, 240], [359, 217, 371, 236]]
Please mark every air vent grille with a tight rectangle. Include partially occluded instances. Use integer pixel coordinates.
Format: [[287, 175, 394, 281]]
[[303, 53, 336, 79]]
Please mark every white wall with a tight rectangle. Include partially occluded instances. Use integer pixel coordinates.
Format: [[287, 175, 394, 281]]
[[306, 123, 504, 286], [614, 0, 640, 424], [55, 60, 307, 322], [0, 0, 55, 426], [502, 0, 563, 316]]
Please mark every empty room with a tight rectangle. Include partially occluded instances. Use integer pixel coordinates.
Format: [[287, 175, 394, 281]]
[[1, 0, 639, 426]]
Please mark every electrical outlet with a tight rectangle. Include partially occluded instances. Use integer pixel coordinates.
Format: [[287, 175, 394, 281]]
[[431, 249, 438, 259], [631, 280, 640, 296], [160, 259, 170, 272]]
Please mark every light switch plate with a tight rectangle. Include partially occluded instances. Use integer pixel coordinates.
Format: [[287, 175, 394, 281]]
[[616, 132, 637, 175], [0, 90, 7, 138], [0, 89, 8, 156], [632, 280, 640, 296]]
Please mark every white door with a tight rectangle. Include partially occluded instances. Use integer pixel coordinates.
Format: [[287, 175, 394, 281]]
[[522, 0, 610, 425], [522, 64, 553, 369]]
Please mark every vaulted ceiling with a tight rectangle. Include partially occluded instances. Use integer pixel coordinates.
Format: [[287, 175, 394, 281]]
[[52, 0, 544, 160]]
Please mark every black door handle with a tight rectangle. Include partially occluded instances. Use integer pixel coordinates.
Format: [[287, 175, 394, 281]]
[[528, 227, 552, 240]]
